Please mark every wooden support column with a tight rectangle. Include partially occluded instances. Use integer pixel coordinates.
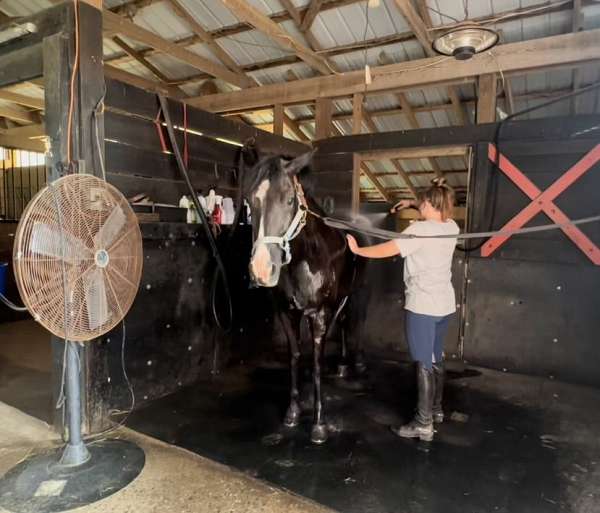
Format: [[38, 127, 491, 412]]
[[273, 103, 284, 136], [315, 97, 333, 139], [44, 2, 107, 435], [477, 74, 498, 124], [352, 152, 361, 217], [352, 93, 364, 134]]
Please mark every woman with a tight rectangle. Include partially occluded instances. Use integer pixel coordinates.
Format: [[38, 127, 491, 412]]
[[346, 179, 459, 442]]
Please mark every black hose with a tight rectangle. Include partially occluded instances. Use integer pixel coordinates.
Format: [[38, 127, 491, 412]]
[[0, 291, 27, 312], [457, 80, 600, 252], [157, 94, 233, 333]]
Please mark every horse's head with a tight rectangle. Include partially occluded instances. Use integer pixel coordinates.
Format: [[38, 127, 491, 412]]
[[246, 151, 314, 287]]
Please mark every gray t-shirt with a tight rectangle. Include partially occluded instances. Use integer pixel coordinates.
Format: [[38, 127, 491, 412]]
[[394, 219, 459, 316]]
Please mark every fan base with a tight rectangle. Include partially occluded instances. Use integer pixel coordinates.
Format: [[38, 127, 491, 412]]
[[0, 439, 144, 513]]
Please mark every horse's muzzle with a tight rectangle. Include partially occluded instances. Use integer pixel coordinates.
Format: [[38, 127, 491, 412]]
[[249, 243, 281, 287]]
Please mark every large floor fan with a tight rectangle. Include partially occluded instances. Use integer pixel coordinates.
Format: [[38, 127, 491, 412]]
[[0, 174, 145, 513]]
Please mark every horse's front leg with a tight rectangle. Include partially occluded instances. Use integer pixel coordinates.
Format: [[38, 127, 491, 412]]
[[279, 310, 302, 428], [309, 308, 329, 444]]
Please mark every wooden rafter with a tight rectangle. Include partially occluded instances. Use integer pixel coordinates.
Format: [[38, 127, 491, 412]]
[[393, 0, 468, 125], [301, 0, 324, 32], [102, 10, 253, 89], [220, 0, 331, 75], [104, 65, 185, 98], [111, 35, 173, 84], [106, 0, 581, 90], [0, 105, 41, 124], [187, 29, 600, 112], [0, 90, 44, 110], [164, 0, 247, 76], [361, 162, 392, 203]]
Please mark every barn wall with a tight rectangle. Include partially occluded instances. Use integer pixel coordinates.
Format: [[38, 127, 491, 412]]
[[313, 115, 600, 387], [86, 79, 305, 432]]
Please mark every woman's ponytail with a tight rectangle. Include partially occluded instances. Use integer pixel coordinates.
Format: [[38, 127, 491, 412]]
[[419, 178, 455, 221]]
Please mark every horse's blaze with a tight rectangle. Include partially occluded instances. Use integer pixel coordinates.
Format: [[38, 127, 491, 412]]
[[250, 243, 274, 285]]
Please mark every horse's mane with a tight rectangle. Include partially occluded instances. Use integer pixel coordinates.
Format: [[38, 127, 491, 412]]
[[243, 154, 315, 196]]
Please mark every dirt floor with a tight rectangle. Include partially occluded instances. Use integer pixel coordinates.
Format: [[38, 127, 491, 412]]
[[0, 401, 333, 513]]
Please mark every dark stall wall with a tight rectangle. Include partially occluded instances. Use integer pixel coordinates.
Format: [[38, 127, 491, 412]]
[[464, 139, 600, 386], [85, 79, 305, 432], [313, 115, 600, 387]]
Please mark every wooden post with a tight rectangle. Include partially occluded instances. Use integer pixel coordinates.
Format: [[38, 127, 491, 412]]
[[352, 152, 361, 217], [315, 97, 333, 139], [273, 103, 284, 136], [477, 74, 498, 124], [352, 93, 364, 134], [44, 2, 107, 435]]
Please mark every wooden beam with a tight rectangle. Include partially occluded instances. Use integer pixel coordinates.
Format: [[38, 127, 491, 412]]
[[301, 0, 324, 32], [477, 74, 498, 123], [102, 10, 252, 88], [416, 0, 433, 27], [0, 90, 44, 110], [352, 153, 361, 216], [220, 0, 331, 75], [390, 159, 418, 199], [393, 0, 432, 53], [104, 64, 185, 98], [0, 123, 44, 139], [361, 162, 392, 203], [361, 145, 468, 161], [352, 93, 364, 134], [315, 98, 333, 139], [107, 0, 580, 80], [164, 0, 247, 76], [0, 133, 45, 152], [188, 29, 600, 112], [0, 105, 40, 124], [112, 35, 172, 83], [273, 104, 284, 136]]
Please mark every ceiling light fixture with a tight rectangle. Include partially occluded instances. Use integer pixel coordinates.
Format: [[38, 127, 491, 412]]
[[432, 24, 499, 60]]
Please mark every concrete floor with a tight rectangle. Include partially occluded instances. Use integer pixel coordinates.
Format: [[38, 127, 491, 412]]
[[0, 401, 333, 513], [0, 320, 52, 423]]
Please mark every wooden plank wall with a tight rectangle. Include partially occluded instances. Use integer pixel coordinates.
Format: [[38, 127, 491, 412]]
[[104, 79, 308, 205]]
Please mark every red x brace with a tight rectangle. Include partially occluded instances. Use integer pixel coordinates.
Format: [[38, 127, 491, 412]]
[[481, 143, 600, 265]]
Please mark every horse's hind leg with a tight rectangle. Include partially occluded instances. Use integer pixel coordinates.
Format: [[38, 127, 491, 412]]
[[279, 311, 302, 428], [309, 308, 329, 444]]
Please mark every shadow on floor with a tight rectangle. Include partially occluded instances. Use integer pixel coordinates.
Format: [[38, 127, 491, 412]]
[[0, 320, 52, 423], [126, 360, 600, 513]]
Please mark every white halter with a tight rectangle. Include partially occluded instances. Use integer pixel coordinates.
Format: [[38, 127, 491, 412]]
[[253, 176, 308, 265]]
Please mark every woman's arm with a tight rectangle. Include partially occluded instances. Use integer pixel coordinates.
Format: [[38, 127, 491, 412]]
[[390, 199, 418, 214], [347, 235, 401, 259]]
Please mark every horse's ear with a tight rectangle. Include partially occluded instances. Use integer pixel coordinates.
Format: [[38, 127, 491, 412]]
[[284, 149, 316, 176]]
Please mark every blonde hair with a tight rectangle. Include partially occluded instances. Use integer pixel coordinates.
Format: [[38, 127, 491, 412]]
[[419, 178, 455, 221]]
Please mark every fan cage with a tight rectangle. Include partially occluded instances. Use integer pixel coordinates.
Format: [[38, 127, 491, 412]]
[[13, 174, 143, 342]]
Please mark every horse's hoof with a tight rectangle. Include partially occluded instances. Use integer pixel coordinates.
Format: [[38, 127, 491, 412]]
[[310, 423, 329, 444], [284, 403, 301, 428], [336, 364, 349, 379]]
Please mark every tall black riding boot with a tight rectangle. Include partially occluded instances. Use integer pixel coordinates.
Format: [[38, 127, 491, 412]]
[[391, 362, 434, 441], [432, 362, 445, 424]]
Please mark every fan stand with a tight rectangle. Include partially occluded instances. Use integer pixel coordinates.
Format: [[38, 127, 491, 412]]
[[55, 341, 91, 469], [0, 341, 145, 513]]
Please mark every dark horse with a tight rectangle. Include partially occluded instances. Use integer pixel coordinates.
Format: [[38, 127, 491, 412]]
[[244, 150, 365, 444]]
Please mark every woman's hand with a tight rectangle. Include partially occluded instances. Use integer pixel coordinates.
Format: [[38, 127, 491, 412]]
[[346, 234, 360, 254], [390, 199, 412, 213]]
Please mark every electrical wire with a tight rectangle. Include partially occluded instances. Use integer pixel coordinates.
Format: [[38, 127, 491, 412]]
[[93, 85, 107, 181], [86, 320, 135, 442], [0, 291, 27, 311], [66, 0, 80, 164]]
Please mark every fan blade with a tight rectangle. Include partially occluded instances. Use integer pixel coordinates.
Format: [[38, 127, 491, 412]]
[[84, 268, 110, 330], [30, 222, 90, 264], [94, 203, 126, 249]]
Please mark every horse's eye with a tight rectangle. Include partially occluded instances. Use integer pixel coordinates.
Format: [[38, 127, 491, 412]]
[[287, 197, 295, 206]]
